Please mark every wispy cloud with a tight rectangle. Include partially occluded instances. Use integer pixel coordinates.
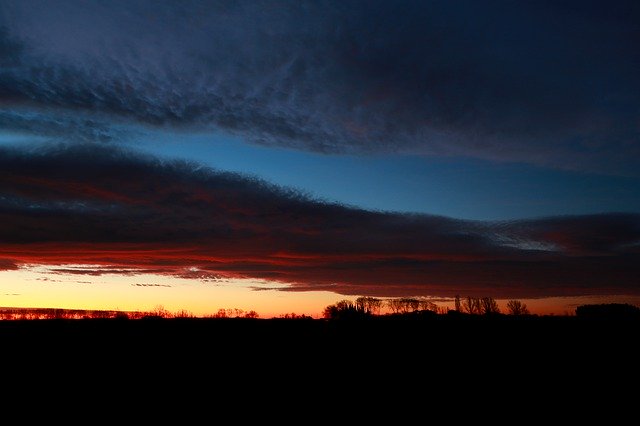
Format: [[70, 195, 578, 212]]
[[0, 1, 638, 174], [132, 283, 171, 288], [1, 143, 638, 298]]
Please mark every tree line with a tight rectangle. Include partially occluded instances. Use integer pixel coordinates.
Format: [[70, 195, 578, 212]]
[[2, 299, 638, 321], [0, 305, 260, 321], [322, 295, 530, 319]]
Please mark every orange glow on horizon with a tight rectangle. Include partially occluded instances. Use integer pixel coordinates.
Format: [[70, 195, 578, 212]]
[[0, 265, 353, 318], [2, 264, 639, 319]]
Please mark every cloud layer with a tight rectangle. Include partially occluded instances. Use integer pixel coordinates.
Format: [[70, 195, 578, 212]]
[[1, 143, 638, 298], [1, 1, 639, 174]]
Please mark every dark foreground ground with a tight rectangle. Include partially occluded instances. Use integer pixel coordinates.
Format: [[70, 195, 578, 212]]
[[1, 315, 638, 406], [2, 314, 637, 361]]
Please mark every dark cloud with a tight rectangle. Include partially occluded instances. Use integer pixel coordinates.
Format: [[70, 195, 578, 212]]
[[0, 258, 18, 270], [1, 143, 638, 298], [0, 1, 638, 174], [0, 109, 132, 143], [0, 26, 22, 67], [47, 266, 167, 276]]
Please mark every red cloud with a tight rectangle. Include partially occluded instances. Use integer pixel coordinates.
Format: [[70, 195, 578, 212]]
[[1, 144, 639, 299]]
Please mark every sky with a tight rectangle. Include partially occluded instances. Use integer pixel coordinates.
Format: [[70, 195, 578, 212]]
[[0, 0, 639, 317]]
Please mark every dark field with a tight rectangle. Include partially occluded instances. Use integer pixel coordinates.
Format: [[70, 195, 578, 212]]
[[2, 315, 637, 362], [2, 315, 638, 401]]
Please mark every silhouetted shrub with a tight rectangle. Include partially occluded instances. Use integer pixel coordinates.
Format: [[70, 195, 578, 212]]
[[114, 311, 129, 320], [323, 300, 371, 320], [506, 300, 529, 315], [575, 303, 640, 319]]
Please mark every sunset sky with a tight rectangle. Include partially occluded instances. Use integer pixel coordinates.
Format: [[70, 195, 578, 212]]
[[1, 0, 639, 318]]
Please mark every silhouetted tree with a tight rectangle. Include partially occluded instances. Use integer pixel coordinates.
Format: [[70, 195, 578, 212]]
[[336, 300, 356, 311], [323, 300, 370, 319], [174, 309, 194, 318], [436, 306, 449, 315], [506, 300, 529, 315], [480, 297, 500, 315], [323, 304, 339, 319], [463, 297, 482, 315], [386, 298, 405, 314], [454, 295, 462, 312], [386, 298, 426, 314], [149, 305, 171, 318], [417, 298, 438, 312], [355, 297, 383, 315], [402, 298, 421, 312]]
